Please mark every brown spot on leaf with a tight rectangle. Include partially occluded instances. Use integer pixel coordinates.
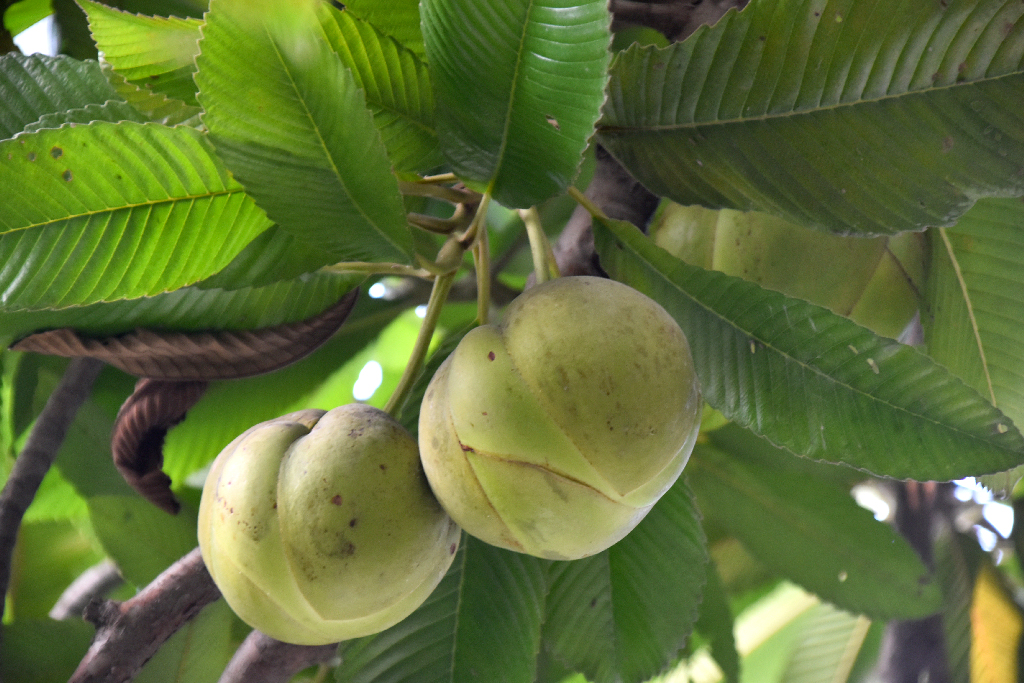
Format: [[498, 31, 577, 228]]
[[26, 152, 35, 161], [50, 146, 63, 159], [349, 518, 358, 527], [62, 170, 72, 182]]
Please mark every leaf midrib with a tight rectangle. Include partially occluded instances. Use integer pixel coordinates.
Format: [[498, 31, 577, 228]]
[[0, 189, 246, 237], [262, 24, 408, 258]]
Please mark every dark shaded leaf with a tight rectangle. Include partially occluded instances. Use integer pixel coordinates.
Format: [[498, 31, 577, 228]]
[[11, 289, 359, 380], [0, 53, 120, 139], [599, 0, 1024, 235], [594, 215, 1024, 480], [688, 437, 941, 620]]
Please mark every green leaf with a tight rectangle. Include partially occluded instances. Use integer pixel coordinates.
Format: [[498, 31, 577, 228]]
[[22, 100, 150, 132], [336, 476, 706, 683], [693, 560, 741, 683], [336, 536, 548, 683], [422, 0, 611, 207], [0, 121, 272, 313], [925, 198, 1024, 492], [543, 478, 707, 683], [80, 0, 202, 105], [103, 67, 204, 127], [0, 618, 94, 683], [933, 528, 978, 683], [599, 0, 1024, 235], [0, 53, 121, 139], [4, 0, 53, 37], [319, 5, 441, 173], [135, 600, 235, 683], [772, 604, 872, 683], [688, 435, 940, 619], [88, 495, 199, 586], [195, 0, 414, 264], [343, 0, 424, 57], [593, 216, 1024, 480]]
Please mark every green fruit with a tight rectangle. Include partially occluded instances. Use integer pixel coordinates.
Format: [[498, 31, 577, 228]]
[[419, 276, 702, 560], [650, 203, 927, 339], [198, 405, 460, 645]]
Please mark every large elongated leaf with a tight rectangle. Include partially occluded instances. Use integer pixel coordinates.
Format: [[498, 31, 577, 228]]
[[599, 0, 1024, 235], [924, 198, 1024, 491], [335, 476, 706, 683], [422, 0, 611, 207], [688, 434, 940, 619], [0, 121, 271, 312], [194, 0, 414, 264], [319, 6, 440, 173], [80, 0, 202, 105], [0, 54, 121, 139], [594, 216, 1024, 480]]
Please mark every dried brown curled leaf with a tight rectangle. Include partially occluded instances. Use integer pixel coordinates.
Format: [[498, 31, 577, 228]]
[[112, 379, 209, 514], [11, 288, 360, 380]]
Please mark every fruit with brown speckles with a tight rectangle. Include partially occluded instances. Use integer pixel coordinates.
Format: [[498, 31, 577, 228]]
[[418, 276, 701, 560], [198, 405, 460, 645]]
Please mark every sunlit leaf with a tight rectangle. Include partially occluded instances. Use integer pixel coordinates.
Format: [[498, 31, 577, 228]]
[[319, 5, 440, 173], [0, 121, 272, 313], [600, 0, 1024, 235], [4, 0, 52, 37], [80, 0, 202, 105], [594, 216, 1024, 480], [343, 0, 424, 56], [0, 53, 120, 139], [195, 0, 414, 263], [422, 0, 611, 207], [689, 435, 940, 619]]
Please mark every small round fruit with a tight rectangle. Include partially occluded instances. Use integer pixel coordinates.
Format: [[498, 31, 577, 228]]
[[650, 203, 926, 339], [419, 276, 702, 560], [198, 405, 460, 645]]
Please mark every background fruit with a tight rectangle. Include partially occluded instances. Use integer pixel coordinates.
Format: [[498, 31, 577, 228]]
[[419, 276, 702, 560], [198, 405, 460, 645], [650, 203, 927, 339]]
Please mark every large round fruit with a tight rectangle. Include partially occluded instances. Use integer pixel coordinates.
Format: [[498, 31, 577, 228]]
[[198, 405, 460, 645], [650, 203, 927, 339], [419, 276, 702, 560]]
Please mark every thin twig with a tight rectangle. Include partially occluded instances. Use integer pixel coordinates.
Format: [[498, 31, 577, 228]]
[[50, 560, 125, 620], [218, 630, 338, 683], [0, 357, 105, 654], [70, 547, 222, 683]]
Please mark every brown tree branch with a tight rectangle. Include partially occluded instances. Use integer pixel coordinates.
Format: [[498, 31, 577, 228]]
[[70, 547, 222, 683], [218, 631, 338, 683], [0, 357, 105, 657]]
